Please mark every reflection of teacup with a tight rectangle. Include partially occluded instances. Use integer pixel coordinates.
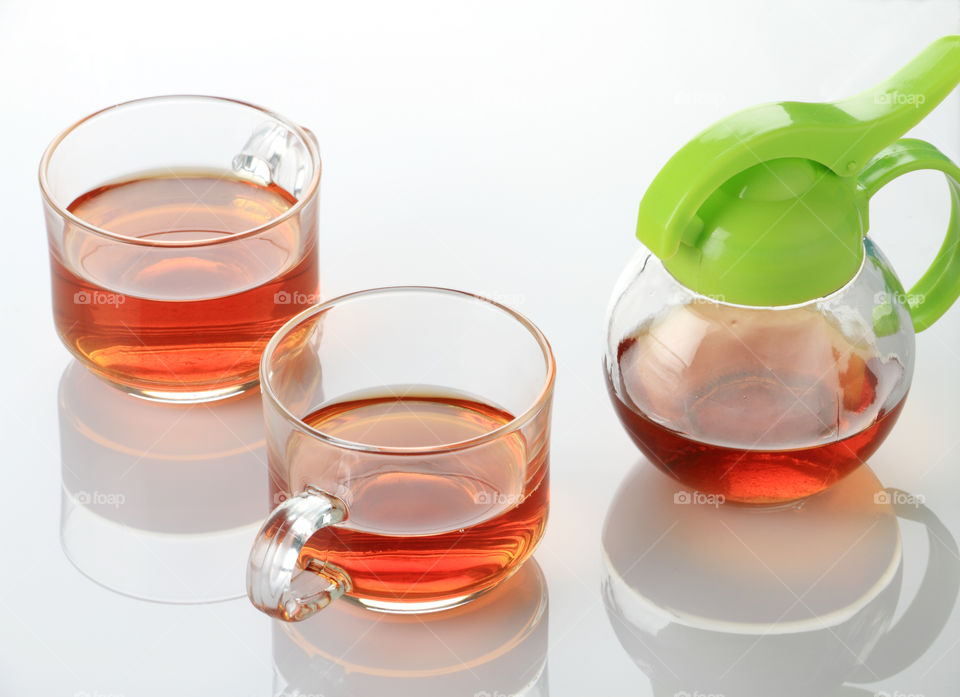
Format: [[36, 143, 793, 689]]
[[602, 463, 959, 697], [58, 361, 269, 602], [272, 559, 549, 697]]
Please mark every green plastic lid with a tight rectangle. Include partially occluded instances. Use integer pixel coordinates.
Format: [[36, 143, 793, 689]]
[[637, 36, 960, 315]]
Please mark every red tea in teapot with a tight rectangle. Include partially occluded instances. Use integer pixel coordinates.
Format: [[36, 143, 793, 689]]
[[608, 303, 907, 504]]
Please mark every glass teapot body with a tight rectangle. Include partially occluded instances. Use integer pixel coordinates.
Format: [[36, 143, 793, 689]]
[[603, 238, 915, 504]]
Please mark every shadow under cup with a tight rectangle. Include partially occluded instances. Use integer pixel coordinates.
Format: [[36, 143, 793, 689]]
[[40, 95, 321, 402], [248, 287, 556, 621]]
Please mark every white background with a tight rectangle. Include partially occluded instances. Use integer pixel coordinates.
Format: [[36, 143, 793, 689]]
[[1, 1, 959, 695]]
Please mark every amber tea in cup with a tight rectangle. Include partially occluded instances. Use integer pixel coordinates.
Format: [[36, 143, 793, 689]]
[[247, 287, 555, 621], [41, 96, 321, 402]]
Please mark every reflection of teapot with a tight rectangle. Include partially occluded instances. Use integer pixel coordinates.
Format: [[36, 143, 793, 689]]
[[272, 560, 549, 697], [58, 361, 268, 602], [601, 462, 959, 697], [604, 37, 960, 504]]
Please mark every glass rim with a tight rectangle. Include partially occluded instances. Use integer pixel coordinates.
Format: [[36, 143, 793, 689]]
[[260, 286, 557, 455], [38, 94, 322, 249]]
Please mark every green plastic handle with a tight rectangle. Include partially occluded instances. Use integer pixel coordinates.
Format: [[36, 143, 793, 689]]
[[859, 139, 960, 331], [638, 35, 960, 260]]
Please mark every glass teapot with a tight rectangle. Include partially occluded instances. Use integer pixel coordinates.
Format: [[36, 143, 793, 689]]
[[604, 37, 960, 504]]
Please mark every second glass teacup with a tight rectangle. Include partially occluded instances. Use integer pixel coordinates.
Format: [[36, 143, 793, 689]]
[[247, 287, 555, 621]]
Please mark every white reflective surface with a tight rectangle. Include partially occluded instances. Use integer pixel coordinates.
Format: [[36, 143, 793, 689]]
[[1, 1, 959, 695], [58, 361, 268, 603], [603, 463, 959, 697]]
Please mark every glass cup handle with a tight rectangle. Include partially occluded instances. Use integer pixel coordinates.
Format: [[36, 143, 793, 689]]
[[246, 485, 351, 621], [232, 122, 319, 199]]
